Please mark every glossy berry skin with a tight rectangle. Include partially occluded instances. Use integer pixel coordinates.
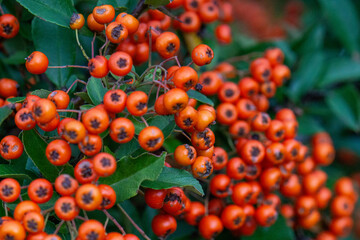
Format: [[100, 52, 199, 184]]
[[109, 118, 135, 144], [0, 135, 23, 160], [192, 44, 214, 66], [88, 56, 109, 78], [184, 201, 205, 226], [55, 174, 79, 196], [0, 78, 18, 98], [103, 89, 127, 113], [26, 51, 49, 74], [92, 152, 117, 177], [28, 178, 53, 204], [145, 188, 167, 209], [162, 188, 185, 216], [98, 184, 116, 210], [210, 174, 232, 198], [46, 139, 71, 166], [192, 156, 213, 179], [93, 5, 115, 24], [87, 13, 105, 32], [255, 205, 278, 227], [70, 13, 85, 29], [108, 51, 133, 76], [138, 126, 164, 152], [151, 214, 177, 237], [0, 14, 20, 39], [174, 144, 197, 166], [126, 91, 148, 116], [116, 13, 139, 34], [13, 200, 41, 221], [0, 220, 26, 240], [74, 159, 97, 184], [75, 184, 102, 211], [0, 178, 21, 203], [198, 215, 223, 239], [78, 220, 106, 240], [163, 88, 189, 114], [23, 211, 44, 233], [106, 22, 128, 43], [221, 205, 245, 230], [155, 32, 180, 59], [78, 134, 103, 156], [55, 196, 79, 221]]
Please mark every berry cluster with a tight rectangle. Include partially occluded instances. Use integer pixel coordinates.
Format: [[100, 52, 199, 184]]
[[0, 1, 356, 240]]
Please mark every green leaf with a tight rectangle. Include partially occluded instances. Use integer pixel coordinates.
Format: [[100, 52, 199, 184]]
[[141, 167, 204, 196], [79, 104, 95, 110], [326, 85, 360, 132], [16, 0, 75, 28], [115, 138, 140, 159], [0, 106, 12, 126], [318, 57, 360, 87], [31, 89, 52, 98], [100, 152, 166, 202], [318, 0, 360, 54], [145, 0, 170, 8], [287, 52, 325, 102], [86, 77, 107, 105], [6, 97, 26, 103], [2, 51, 28, 65], [0, 165, 31, 180], [74, 92, 94, 104], [243, 216, 295, 240], [32, 18, 77, 87], [187, 89, 214, 106], [148, 115, 176, 139], [22, 129, 63, 181]]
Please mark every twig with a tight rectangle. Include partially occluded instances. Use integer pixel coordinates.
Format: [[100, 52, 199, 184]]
[[48, 65, 88, 69], [103, 209, 126, 235], [174, 129, 191, 142], [91, 33, 96, 59], [132, 0, 146, 18], [66, 79, 87, 94], [76, 216, 87, 221], [117, 204, 151, 240], [140, 116, 149, 127], [54, 220, 64, 234], [75, 30, 90, 61], [3, 202, 7, 217], [99, 38, 109, 56]]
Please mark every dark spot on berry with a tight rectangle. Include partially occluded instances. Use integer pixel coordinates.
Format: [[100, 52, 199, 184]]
[[233, 216, 242, 226], [261, 113, 269, 124], [237, 164, 245, 173], [101, 197, 111, 208], [26, 219, 38, 232], [136, 102, 146, 111], [61, 177, 72, 189], [110, 92, 120, 102], [205, 48, 213, 58], [80, 164, 93, 178], [183, 118, 193, 127], [250, 146, 260, 157], [61, 202, 72, 213], [202, 77, 211, 85], [96, 8, 107, 14], [20, 112, 34, 122], [117, 127, 128, 140], [225, 89, 234, 97], [111, 24, 124, 40], [35, 186, 48, 198], [275, 130, 284, 138], [184, 17, 192, 24], [1, 143, 9, 154], [172, 103, 184, 111], [70, 13, 80, 24], [86, 231, 99, 240], [184, 144, 194, 159], [117, 58, 127, 68], [67, 130, 77, 140], [274, 151, 283, 161], [1, 185, 13, 197], [88, 61, 95, 72], [166, 42, 176, 53], [245, 103, 255, 111], [237, 127, 245, 137], [225, 109, 233, 118], [190, 0, 198, 9], [33, 106, 42, 117], [195, 83, 203, 91], [291, 148, 298, 157], [100, 157, 111, 167], [164, 192, 181, 203], [146, 138, 160, 148], [82, 192, 93, 204], [216, 156, 224, 164], [184, 80, 194, 89], [90, 119, 101, 129], [2, 24, 13, 35], [246, 165, 258, 176], [50, 150, 59, 161], [262, 69, 270, 79]]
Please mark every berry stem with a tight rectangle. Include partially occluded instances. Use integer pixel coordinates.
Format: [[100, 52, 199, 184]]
[[43, 213, 50, 230], [103, 209, 126, 235], [75, 29, 90, 61], [66, 221, 76, 240], [3, 202, 7, 217], [20, 185, 28, 189], [54, 220, 64, 234], [104, 217, 109, 229], [75, 216, 87, 221], [48, 65, 88, 69], [186, 60, 193, 67], [159, 56, 181, 67], [66, 79, 87, 94], [42, 207, 54, 215], [132, 0, 146, 17], [99, 38, 109, 56], [0, 6, 4, 15], [148, 27, 153, 68], [91, 32, 96, 59], [174, 129, 191, 142], [117, 203, 151, 240], [140, 116, 149, 127]]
